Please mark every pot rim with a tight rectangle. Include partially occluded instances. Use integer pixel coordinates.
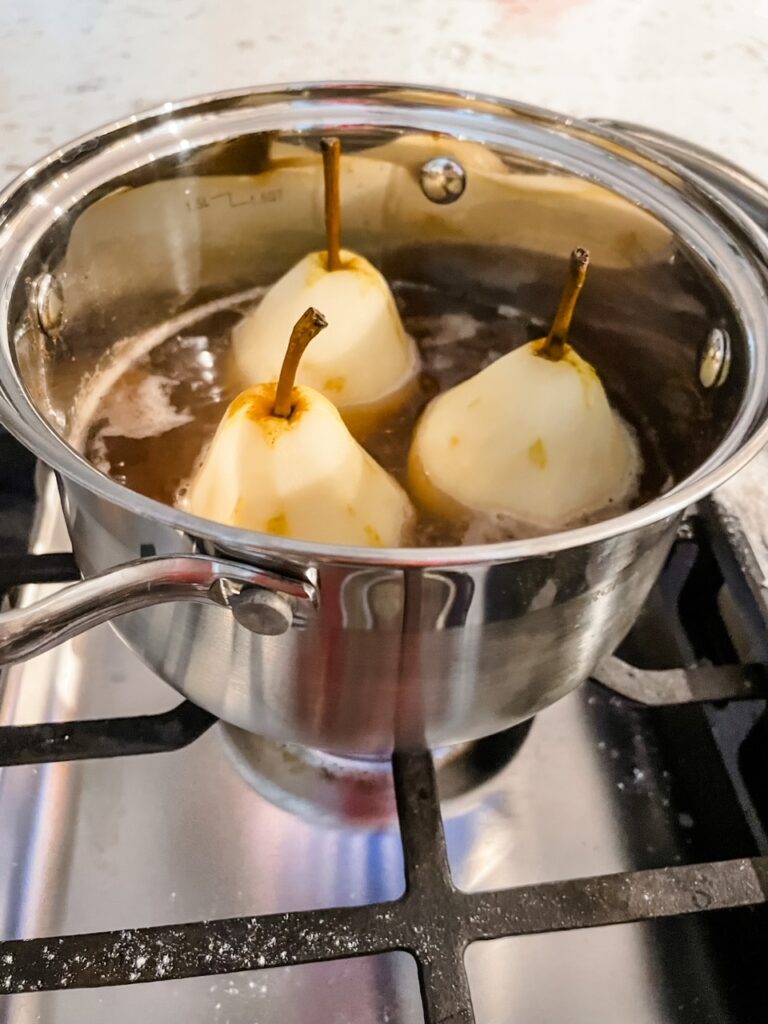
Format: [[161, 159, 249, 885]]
[[2, 80, 768, 568]]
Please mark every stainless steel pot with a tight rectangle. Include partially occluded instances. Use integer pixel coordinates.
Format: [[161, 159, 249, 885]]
[[1, 84, 768, 755]]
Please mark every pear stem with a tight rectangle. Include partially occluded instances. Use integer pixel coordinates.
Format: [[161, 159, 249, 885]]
[[321, 136, 342, 271], [272, 307, 328, 417], [540, 247, 590, 361]]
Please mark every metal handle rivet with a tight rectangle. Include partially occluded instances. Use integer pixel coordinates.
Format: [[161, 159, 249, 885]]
[[699, 327, 731, 388], [419, 156, 467, 204], [231, 589, 293, 636], [28, 273, 65, 340]]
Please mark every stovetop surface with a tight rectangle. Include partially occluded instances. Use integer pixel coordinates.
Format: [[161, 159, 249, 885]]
[[1, 469, 767, 1023]]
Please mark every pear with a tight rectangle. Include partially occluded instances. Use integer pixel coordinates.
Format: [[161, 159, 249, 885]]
[[233, 137, 419, 432], [408, 249, 640, 536], [186, 307, 415, 546]]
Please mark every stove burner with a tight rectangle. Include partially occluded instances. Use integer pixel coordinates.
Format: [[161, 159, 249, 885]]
[[219, 719, 533, 826], [2, 511, 768, 1023]]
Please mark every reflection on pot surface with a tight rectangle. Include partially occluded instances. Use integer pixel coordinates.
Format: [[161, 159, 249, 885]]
[[0, 85, 767, 752]]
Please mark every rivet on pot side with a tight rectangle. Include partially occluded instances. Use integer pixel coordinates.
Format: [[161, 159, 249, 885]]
[[419, 156, 467, 204], [699, 327, 731, 389], [27, 273, 65, 341], [231, 589, 294, 636]]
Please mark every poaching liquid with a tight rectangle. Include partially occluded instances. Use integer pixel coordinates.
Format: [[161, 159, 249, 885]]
[[81, 282, 670, 547]]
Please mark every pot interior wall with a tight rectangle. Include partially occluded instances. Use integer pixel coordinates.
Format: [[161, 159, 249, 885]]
[[10, 124, 748, 498]]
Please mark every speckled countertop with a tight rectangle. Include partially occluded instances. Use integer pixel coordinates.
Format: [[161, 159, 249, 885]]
[[1, 0, 767, 184], [1, 0, 768, 575]]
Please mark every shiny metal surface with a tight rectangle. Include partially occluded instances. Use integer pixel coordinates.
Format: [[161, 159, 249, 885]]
[[26, 273, 64, 342], [0, 554, 314, 666], [1, 86, 768, 751], [591, 118, 768, 232], [66, 473, 677, 751], [0, 484, 762, 1023], [699, 327, 731, 389], [419, 155, 467, 203], [230, 588, 295, 637]]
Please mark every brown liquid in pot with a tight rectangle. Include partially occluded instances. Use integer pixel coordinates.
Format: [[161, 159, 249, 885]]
[[83, 282, 672, 546]]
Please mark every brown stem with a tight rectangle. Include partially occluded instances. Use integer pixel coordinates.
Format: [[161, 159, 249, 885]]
[[321, 136, 342, 271], [539, 247, 590, 361], [272, 307, 328, 417]]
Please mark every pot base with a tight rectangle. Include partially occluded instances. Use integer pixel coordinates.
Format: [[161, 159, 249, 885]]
[[219, 719, 534, 828]]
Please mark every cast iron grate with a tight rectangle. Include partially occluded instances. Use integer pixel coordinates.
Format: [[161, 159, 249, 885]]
[[1, 547, 768, 1023]]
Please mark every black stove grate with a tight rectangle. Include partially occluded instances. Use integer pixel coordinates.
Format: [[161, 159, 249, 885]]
[[1, 535, 768, 1023], [1, 740, 767, 1023], [0, 698, 216, 765], [0, 743, 766, 1022]]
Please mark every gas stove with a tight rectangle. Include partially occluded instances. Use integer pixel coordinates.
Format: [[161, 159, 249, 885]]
[[1, 442, 767, 1024]]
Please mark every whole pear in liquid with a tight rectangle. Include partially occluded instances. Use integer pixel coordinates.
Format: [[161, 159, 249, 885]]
[[187, 307, 415, 546], [233, 137, 419, 433], [408, 249, 640, 536]]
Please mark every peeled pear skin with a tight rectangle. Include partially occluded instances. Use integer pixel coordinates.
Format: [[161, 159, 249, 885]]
[[184, 383, 414, 546], [408, 342, 639, 534], [233, 250, 419, 417]]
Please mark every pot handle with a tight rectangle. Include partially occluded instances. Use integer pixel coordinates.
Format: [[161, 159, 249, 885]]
[[589, 118, 768, 228], [0, 554, 316, 667]]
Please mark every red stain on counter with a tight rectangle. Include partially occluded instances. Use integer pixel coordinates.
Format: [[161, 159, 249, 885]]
[[496, 0, 592, 31]]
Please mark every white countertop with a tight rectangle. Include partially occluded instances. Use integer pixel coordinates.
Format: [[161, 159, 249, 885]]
[[1, 0, 767, 184]]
